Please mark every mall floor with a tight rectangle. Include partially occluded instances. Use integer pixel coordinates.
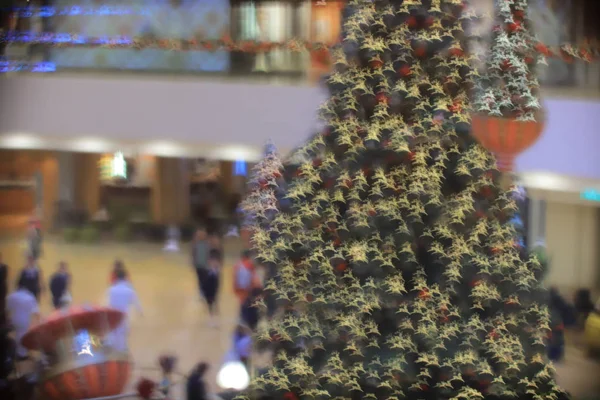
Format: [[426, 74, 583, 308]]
[[1, 237, 599, 399]]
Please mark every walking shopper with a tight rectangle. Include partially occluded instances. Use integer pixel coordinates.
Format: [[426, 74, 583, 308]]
[[192, 228, 210, 301], [6, 280, 40, 359], [18, 256, 43, 302], [186, 362, 210, 400], [110, 260, 131, 285], [201, 250, 221, 327], [233, 250, 260, 304], [106, 267, 143, 352], [240, 288, 262, 331], [49, 262, 71, 309]]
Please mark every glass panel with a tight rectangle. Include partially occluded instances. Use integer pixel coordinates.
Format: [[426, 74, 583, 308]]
[[529, 0, 576, 87], [47, 0, 230, 73]]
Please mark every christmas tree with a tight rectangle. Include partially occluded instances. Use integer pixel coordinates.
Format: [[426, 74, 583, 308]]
[[243, 1, 566, 399], [241, 140, 284, 238]]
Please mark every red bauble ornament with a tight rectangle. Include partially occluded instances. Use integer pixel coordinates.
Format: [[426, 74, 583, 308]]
[[407, 16, 417, 28], [313, 158, 322, 167], [398, 65, 411, 77], [490, 247, 500, 254], [501, 60, 512, 70], [424, 16, 434, 27], [333, 238, 342, 247], [336, 263, 347, 272], [284, 392, 299, 400], [368, 209, 376, 217], [513, 9, 525, 19], [306, 294, 314, 302], [414, 46, 427, 58], [420, 384, 429, 391], [449, 47, 464, 57], [418, 289, 430, 299], [369, 59, 384, 69], [507, 22, 521, 32], [136, 378, 156, 400], [345, 178, 353, 188], [376, 93, 389, 104], [408, 152, 416, 161], [535, 42, 552, 56]]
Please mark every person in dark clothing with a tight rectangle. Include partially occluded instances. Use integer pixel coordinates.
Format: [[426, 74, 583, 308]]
[[49, 262, 70, 309], [200, 250, 221, 327], [574, 288, 595, 328], [240, 287, 262, 332], [192, 228, 210, 301], [186, 362, 209, 400], [548, 287, 576, 362], [18, 257, 43, 302], [0, 253, 8, 325]]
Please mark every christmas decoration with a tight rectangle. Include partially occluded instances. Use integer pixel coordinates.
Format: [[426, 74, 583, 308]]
[[0, 32, 597, 61], [471, 0, 545, 172], [240, 140, 284, 247], [240, 1, 568, 399], [21, 306, 131, 400]]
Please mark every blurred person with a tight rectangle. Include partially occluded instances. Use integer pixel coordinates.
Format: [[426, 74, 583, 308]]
[[233, 250, 260, 304], [240, 287, 262, 332], [574, 288, 595, 329], [49, 262, 71, 310], [208, 232, 223, 261], [6, 280, 40, 359], [26, 224, 42, 262], [232, 324, 252, 369], [186, 362, 210, 400], [18, 256, 43, 302], [201, 250, 221, 327], [0, 253, 8, 324], [105, 267, 143, 352], [548, 287, 576, 362], [110, 260, 131, 285], [192, 228, 210, 301]]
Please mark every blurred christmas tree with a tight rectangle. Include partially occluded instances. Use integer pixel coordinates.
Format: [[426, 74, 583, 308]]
[[241, 140, 284, 234], [242, 1, 566, 399]]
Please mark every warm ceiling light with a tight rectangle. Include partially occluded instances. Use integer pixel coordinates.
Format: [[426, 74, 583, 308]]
[[70, 138, 115, 153], [0, 133, 45, 149]]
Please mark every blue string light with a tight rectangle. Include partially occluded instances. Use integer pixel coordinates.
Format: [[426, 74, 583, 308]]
[[4, 6, 151, 18], [0, 61, 56, 73]]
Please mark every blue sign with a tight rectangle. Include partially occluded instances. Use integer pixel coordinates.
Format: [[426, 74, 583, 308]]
[[581, 189, 600, 202]]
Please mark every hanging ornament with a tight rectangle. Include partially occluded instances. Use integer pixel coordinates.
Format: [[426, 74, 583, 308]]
[[470, 112, 545, 172]]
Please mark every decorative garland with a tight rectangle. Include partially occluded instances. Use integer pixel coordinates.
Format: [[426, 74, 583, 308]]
[[1, 32, 598, 63]]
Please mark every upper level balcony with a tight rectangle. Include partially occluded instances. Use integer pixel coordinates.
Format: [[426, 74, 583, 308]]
[[1, 0, 599, 98]]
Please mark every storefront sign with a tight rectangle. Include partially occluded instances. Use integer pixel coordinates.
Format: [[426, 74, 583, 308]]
[[581, 189, 600, 202]]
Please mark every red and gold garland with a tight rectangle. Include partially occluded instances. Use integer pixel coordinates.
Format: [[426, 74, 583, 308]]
[[3, 33, 599, 63]]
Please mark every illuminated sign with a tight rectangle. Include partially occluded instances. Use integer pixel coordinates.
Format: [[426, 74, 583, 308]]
[[581, 189, 600, 202], [111, 152, 127, 179]]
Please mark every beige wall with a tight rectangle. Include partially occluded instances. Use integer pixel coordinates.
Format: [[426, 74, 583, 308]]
[[0, 150, 58, 232], [151, 157, 190, 224], [73, 153, 101, 217], [545, 202, 600, 291]]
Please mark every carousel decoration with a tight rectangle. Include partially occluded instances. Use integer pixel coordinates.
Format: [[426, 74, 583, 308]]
[[21, 305, 131, 400], [470, 0, 547, 174]]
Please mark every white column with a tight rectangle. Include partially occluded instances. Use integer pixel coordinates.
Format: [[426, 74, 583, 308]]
[[527, 196, 547, 248]]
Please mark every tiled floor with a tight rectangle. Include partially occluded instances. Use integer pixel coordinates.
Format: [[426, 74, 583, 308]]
[[1, 237, 599, 399]]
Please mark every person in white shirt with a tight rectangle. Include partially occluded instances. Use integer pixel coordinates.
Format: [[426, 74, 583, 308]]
[[105, 267, 143, 352], [6, 281, 40, 359]]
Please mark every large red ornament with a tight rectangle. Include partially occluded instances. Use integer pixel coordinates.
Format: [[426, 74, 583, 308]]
[[470, 113, 545, 171], [22, 306, 132, 400]]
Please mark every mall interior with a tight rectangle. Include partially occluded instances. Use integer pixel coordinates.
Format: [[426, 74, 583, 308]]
[[1, 0, 600, 399]]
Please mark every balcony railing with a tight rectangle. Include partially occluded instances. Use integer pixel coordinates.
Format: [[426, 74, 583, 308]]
[[1, 0, 599, 94]]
